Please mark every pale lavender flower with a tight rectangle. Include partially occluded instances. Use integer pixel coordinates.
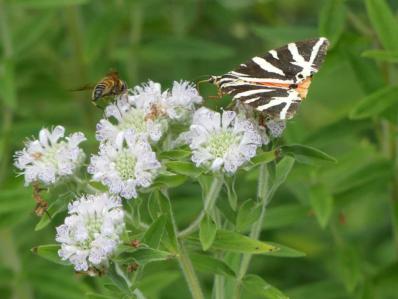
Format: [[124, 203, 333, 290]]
[[56, 193, 125, 273], [186, 107, 262, 173], [88, 130, 161, 199], [14, 126, 86, 186]]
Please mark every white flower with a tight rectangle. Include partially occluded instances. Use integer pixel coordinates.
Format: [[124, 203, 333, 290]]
[[88, 130, 161, 199], [266, 119, 286, 138], [165, 81, 202, 120], [186, 107, 262, 173], [56, 193, 125, 273], [14, 126, 86, 186], [96, 96, 163, 144], [128, 80, 202, 121]]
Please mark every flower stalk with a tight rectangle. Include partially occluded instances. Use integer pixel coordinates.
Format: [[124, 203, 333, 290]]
[[234, 163, 269, 299], [179, 175, 224, 237]]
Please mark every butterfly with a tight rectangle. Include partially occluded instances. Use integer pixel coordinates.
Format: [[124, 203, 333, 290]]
[[207, 37, 329, 120]]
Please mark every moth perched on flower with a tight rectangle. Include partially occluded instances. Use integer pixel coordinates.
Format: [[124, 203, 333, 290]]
[[56, 193, 125, 273], [14, 126, 86, 186]]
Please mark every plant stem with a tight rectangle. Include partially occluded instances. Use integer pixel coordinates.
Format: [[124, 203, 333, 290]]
[[179, 176, 224, 237], [178, 243, 205, 299], [0, 0, 16, 186], [233, 164, 269, 299]]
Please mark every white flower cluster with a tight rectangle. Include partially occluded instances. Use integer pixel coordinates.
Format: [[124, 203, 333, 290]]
[[14, 126, 86, 186], [56, 193, 125, 273], [96, 80, 202, 144], [88, 130, 161, 199], [185, 107, 262, 173], [91, 80, 202, 199]]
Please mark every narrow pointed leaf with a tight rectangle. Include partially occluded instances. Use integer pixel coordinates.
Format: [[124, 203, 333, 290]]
[[319, 0, 346, 45], [236, 199, 262, 232], [211, 230, 277, 254], [309, 184, 333, 228], [365, 0, 398, 51], [165, 161, 203, 178], [199, 214, 217, 251], [190, 253, 236, 277], [350, 86, 398, 119], [242, 274, 289, 299], [281, 145, 336, 165], [142, 215, 166, 249]]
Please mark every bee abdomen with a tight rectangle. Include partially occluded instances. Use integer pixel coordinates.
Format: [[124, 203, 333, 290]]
[[92, 83, 107, 101]]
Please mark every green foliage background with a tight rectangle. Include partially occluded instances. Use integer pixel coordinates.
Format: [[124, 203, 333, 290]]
[[1, 0, 398, 298]]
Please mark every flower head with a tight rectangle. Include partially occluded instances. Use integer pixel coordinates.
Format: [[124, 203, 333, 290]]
[[128, 80, 202, 122], [96, 96, 163, 144], [186, 108, 262, 173], [88, 130, 161, 199], [14, 126, 86, 186], [56, 193, 125, 273]]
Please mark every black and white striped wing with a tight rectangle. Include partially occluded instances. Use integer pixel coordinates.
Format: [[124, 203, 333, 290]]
[[216, 37, 329, 120]]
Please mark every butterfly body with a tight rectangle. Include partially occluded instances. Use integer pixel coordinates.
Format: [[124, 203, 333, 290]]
[[209, 37, 329, 120]]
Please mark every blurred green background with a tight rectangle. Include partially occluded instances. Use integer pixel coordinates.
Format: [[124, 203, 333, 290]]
[[1, 0, 398, 298]]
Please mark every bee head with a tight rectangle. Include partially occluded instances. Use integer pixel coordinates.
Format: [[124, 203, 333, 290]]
[[120, 80, 128, 92]]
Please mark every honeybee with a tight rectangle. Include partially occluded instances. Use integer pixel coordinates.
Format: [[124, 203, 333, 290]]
[[73, 71, 128, 107], [92, 71, 128, 102]]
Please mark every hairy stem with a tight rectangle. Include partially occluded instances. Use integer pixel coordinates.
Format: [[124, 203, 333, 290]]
[[178, 243, 205, 299], [234, 164, 269, 299], [179, 176, 224, 237]]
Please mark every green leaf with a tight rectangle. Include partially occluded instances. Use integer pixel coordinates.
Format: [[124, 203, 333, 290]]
[[116, 247, 174, 265], [142, 215, 166, 249], [107, 263, 132, 296], [199, 214, 217, 251], [338, 247, 362, 293], [350, 86, 398, 119], [309, 184, 333, 228], [137, 271, 180, 297], [236, 199, 262, 232], [190, 253, 236, 277], [159, 148, 191, 160], [35, 197, 67, 231], [165, 161, 203, 178], [31, 244, 69, 266], [273, 157, 295, 188], [362, 49, 398, 63], [251, 150, 277, 166], [281, 145, 337, 165], [152, 173, 187, 189], [365, 0, 398, 51], [264, 242, 306, 258], [319, 0, 346, 46], [13, 0, 90, 7], [156, 191, 178, 252], [242, 274, 289, 299], [211, 230, 277, 254]]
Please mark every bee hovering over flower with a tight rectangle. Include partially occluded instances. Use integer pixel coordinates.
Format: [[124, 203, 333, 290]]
[[73, 70, 128, 108]]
